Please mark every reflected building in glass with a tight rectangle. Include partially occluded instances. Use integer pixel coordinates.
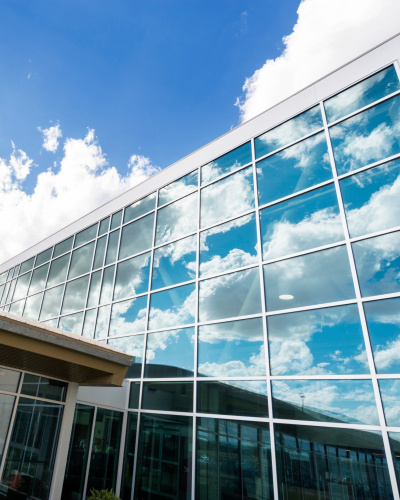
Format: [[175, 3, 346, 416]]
[[1, 36, 400, 500]]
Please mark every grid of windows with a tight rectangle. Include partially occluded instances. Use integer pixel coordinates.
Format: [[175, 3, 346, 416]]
[[0, 367, 67, 500], [2, 64, 400, 499]]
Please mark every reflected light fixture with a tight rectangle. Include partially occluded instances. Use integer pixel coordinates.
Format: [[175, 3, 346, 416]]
[[279, 294, 294, 300]]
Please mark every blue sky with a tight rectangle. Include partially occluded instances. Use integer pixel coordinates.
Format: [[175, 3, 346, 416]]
[[0, 0, 398, 264], [0, 0, 298, 180]]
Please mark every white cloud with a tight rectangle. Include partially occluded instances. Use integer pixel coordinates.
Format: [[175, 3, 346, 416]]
[[198, 352, 265, 377], [236, 0, 400, 122], [0, 129, 160, 264], [153, 234, 197, 269], [273, 379, 379, 425], [330, 103, 400, 173], [262, 208, 343, 261], [345, 167, 400, 237], [38, 124, 63, 153], [127, 154, 161, 184], [374, 339, 400, 371], [0, 142, 34, 191], [109, 299, 147, 337], [148, 287, 196, 330], [146, 328, 181, 362], [199, 267, 261, 322], [199, 248, 257, 278], [156, 192, 198, 245], [200, 167, 254, 228]]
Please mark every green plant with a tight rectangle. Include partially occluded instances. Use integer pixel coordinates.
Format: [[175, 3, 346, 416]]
[[88, 488, 121, 500]]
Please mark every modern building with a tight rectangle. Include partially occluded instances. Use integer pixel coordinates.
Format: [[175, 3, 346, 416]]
[[0, 33, 400, 500]]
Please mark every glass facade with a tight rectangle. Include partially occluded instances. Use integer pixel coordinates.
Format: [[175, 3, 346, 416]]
[[0, 368, 67, 500], [1, 62, 400, 499]]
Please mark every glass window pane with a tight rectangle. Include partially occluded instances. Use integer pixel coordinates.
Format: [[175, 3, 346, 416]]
[[275, 423, 392, 500], [105, 229, 120, 265], [142, 382, 193, 412], [152, 235, 197, 290], [353, 231, 400, 297], [134, 415, 192, 500], [388, 432, 400, 491], [199, 268, 261, 322], [6, 280, 16, 304], [340, 159, 400, 238], [330, 95, 400, 175], [86, 408, 123, 494], [29, 263, 49, 295], [120, 412, 137, 500], [148, 283, 196, 331], [53, 236, 73, 258], [93, 235, 107, 270], [201, 142, 252, 185], [1, 398, 64, 500], [197, 380, 269, 417], [128, 382, 140, 408], [23, 293, 43, 321], [364, 297, 400, 374], [109, 296, 148, 336], [201, 166, 254, 228], [200, 213, 258, 278], [87, 270, 102, 308], [268, 304, 368, 375], [0, 282, 10, 306], [58, 311, 84, 335], [198, 318, 266, 377], [0, 368, 20, 392], [99, 216, 110, 235], [110, 209, 122, 230], [255, 105, 323, 158], [95, 304, 111, 339], [156, 192, 197, 245], [273, 379, 378, 425], [61, 275, 89, 315], [47, 254, 69, 288], [35, 248, 52, 267], [20, 257, 34, 275], [61, 404, 94, 500], [9, 299, 25, 316], [74, 223, 97, 248], [82, 308, 97, 339], [13, 271, 31, 301], [40, 284, 64, 320], [108, 335, 144, 378], [0, 272, 6, 286], [119, 212, 154, 260], [113, 253, 150, 301], [145, 327, 195, 378], [68, 241, 95, 280], [0, 394, 15, 460], [325, 65, 400, 123], [197, 418, 273, 500], [12, 265, 20, 279], [261, 184, 343, 261], [264, 246, 355, 311], [99, 265, 115, 304], [124, 192, 156, 224], [379, 379, 400, 427], [21, 374, 67, 401], [159, 170, 198, 206], [257, 132, 331, 207]]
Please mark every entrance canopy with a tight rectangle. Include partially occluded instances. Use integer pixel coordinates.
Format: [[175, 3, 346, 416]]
[[0, 311, 132, 386]]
